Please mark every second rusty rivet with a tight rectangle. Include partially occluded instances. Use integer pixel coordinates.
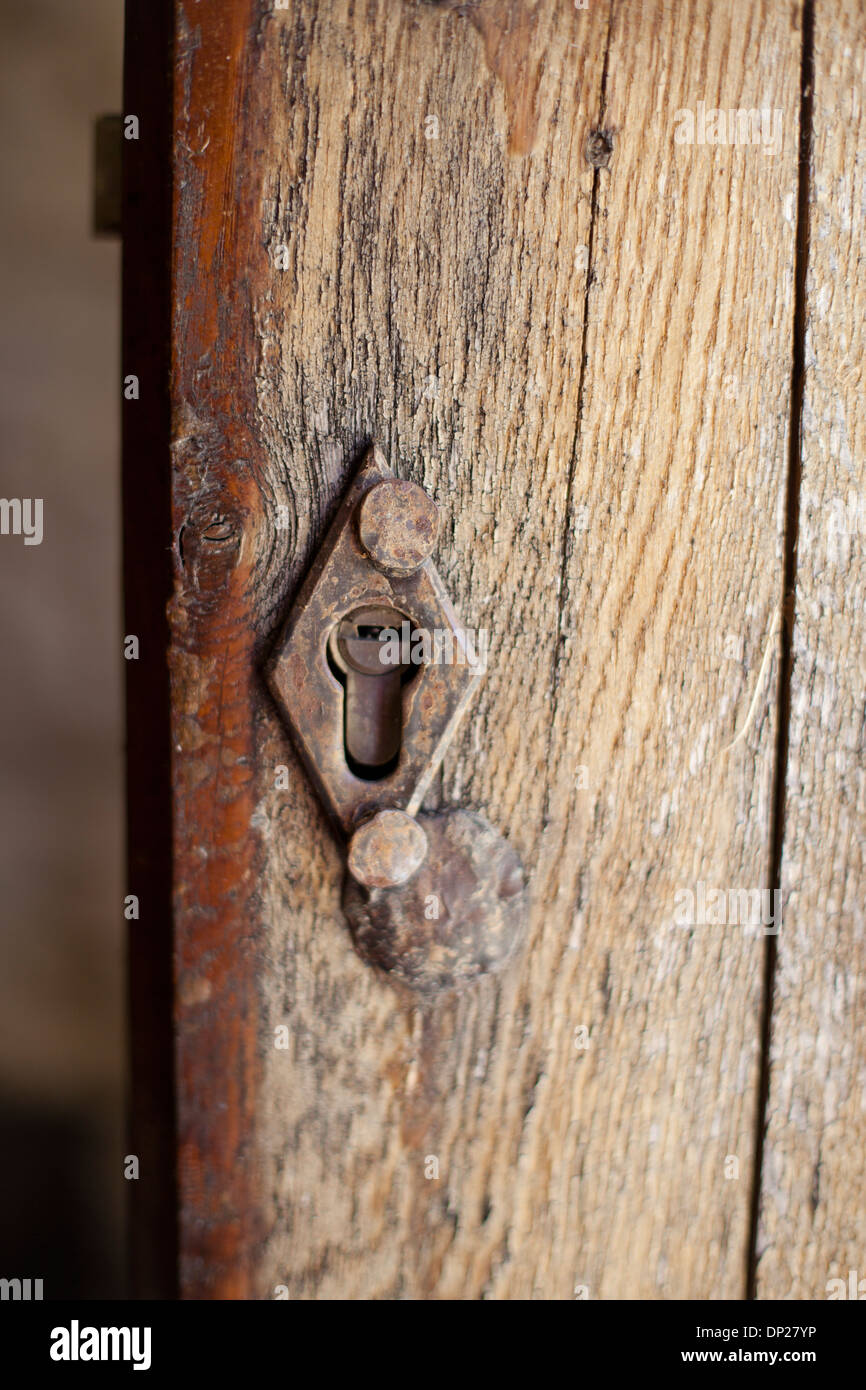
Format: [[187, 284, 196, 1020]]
[[357, 478, 439, 577], [347, 809, 428, 889]]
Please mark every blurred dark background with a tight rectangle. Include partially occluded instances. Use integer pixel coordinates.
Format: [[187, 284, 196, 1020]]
[[0, 0, 125, 1297]]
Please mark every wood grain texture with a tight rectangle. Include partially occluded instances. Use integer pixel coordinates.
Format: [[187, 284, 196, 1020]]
[[756, 0, 866, 1301], [170, 0, 266, 1299], [502, 0, 802, 1301], [251, 0, 800, 1300], [160, 0, 811, 1299], [254, 0, 611, 1300]]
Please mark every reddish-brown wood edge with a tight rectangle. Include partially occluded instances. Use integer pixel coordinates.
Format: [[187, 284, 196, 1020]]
[[126, 0, 268, 1299]]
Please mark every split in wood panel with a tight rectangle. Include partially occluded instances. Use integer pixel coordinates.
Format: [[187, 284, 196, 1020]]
[[756, 0, 866, 1301]]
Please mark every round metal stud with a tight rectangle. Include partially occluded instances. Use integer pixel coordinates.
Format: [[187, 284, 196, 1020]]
[[343, 809, 528, 996], [357, 479, 439, 578], [347, 809, 429, 889]]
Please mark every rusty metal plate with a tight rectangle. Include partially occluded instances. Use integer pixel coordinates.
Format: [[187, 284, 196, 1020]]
[[268, 445, 482, 835]]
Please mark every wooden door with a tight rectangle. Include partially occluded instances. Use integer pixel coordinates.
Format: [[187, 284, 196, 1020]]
[[124, 0, 866, 1299]]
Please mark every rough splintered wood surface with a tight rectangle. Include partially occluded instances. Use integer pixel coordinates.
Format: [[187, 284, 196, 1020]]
[[756, 0, 866, 1300], [165, 0, 811, 1298]]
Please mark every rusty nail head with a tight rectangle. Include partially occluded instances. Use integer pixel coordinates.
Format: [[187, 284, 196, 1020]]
[[585, 128, 614, 169], [357, 479, 439, 577], [347, 809, 428, 889]]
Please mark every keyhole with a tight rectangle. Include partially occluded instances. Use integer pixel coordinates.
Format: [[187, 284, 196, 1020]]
[[327, 604, 421, 780]]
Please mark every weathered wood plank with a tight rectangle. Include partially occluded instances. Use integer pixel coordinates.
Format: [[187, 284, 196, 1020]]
[[476, 0, 802, 1300], [254, 0, 612, 1301], [170, 0, 269, 1299], [756, 0, 866, 1301], [161, 0, 807, 1299], [250, 0, 800, 1300]]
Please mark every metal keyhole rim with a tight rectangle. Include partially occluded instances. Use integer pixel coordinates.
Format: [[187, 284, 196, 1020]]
[[325, 602, 425, 686], [324, 602, 428, 784]]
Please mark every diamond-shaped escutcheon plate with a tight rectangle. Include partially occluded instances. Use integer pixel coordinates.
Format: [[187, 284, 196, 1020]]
[[268, 446, 482, 836]]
